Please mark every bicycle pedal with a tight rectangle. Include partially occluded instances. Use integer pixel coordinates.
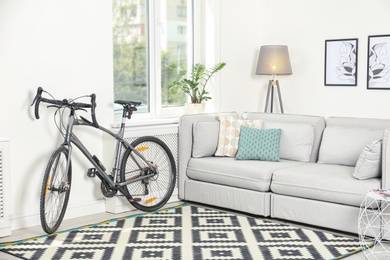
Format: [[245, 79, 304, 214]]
[[87, 168, 96, 178], [129, 198, 142, 202]]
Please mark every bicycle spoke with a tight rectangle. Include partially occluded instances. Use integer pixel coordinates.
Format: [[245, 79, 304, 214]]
[[45, 191, 65, 228]]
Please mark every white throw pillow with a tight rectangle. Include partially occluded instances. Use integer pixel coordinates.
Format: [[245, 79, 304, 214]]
[[353, 140, 382, 179], [192, 121, 220, 158], [263, 122, 314, 162]]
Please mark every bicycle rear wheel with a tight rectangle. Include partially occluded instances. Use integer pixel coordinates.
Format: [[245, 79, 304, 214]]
[[120, 136, 176, 212], [40, 145, 72, 234]]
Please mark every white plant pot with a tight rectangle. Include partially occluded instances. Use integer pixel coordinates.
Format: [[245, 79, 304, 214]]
[[184, 103, 206, 114]]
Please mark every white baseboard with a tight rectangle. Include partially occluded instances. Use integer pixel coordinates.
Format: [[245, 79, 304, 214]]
[[11, 199, 106, 231], [65, 199, 106, 219], [10, 192, 180, 232], [105, 195, 135, 214], [0, 225, 11, 237]]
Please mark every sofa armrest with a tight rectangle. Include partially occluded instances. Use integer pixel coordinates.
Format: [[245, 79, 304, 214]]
[[178, 112, 238, 199], [382, 128, 390, 188]]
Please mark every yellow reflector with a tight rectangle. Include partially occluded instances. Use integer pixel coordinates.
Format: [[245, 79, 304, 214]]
[[45, 176, 50, 195], [145, 197, 156, 204], [136, 146, 150, 152]]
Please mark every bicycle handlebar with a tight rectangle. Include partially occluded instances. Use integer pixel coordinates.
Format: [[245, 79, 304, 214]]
[[31, 87, 99, 128]]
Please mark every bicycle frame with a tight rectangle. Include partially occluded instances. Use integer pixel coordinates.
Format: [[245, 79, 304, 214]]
[[62, 109, 156, 201], [34, 87, 176, 234]]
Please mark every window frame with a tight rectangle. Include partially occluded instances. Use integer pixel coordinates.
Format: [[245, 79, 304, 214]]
[[114, 0, 194, 123]]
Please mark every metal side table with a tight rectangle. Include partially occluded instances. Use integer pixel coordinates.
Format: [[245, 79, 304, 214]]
[[358, 190, 390, 259]]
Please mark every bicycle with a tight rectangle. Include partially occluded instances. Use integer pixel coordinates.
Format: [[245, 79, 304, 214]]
[[31, 87, 177, 234]]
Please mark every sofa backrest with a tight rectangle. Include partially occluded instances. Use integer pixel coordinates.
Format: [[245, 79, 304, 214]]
[[318, 117, 390, 167], [243, 112, 326, 163]]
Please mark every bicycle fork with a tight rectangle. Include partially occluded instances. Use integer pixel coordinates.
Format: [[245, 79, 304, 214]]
[[47, 149, 71, 194]]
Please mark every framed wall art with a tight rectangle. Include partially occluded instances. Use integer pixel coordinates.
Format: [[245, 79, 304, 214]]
[[367, 34, 390, 89], [324, 38, 358, 86]]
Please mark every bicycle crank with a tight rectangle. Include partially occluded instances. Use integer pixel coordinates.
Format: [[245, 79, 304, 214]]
[[100, 176, 117, 198]]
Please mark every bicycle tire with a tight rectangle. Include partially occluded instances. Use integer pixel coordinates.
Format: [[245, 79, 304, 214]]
[[120, 136, 176, 212], [40, 145, 72, 234]]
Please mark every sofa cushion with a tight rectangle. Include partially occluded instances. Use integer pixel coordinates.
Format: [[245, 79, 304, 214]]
[[263, 122, 314, 162], [186, 157, 304, 192], [236, 127, 281, 162], [214, 114, 263, 157], [243, 113, 325, 163], [318, 127, 384, 166], [192, 121, 220, 158], [271, 163, 381, 207], [353, 139, 382, 179]]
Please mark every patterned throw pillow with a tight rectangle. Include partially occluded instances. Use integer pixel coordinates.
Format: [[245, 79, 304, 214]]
[[214, 115, 263, 157], [235, 126, 281, 161]]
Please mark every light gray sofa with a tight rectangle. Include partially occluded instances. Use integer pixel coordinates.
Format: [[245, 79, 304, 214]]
[[178, 112, 390, 234]]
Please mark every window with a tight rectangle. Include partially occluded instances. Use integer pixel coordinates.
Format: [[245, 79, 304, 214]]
[[177, 6, 186, 17], [177, 25, 186, 35], [112, 0, 193, 119]]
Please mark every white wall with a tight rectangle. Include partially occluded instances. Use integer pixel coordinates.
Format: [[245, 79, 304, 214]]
[[216, 0, 390, 119], [0, 0, 114, 229]]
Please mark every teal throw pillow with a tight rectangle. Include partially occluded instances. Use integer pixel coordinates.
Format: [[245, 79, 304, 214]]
[[236, 126, 281, 161]]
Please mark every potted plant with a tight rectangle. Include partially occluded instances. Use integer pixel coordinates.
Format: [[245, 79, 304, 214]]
[[170, 62, 226, 113]]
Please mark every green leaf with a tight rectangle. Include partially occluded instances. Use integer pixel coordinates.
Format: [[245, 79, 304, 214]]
[[168, 62, 226, 103]]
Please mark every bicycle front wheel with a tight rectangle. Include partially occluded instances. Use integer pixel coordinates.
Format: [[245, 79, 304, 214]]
[[40, 145, 72, 234], [120, 136, 176, 212]]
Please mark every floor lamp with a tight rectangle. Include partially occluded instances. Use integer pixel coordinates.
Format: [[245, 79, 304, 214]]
[[255, 45, 292, 113]]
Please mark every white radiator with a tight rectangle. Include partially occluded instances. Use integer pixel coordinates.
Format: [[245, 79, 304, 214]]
[[0, 139, 11, 237], [123, 124, 179, 178], [105, 123, 179, 213]]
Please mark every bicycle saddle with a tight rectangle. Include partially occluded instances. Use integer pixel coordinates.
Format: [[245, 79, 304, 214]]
[[114, 100, 142, 107]]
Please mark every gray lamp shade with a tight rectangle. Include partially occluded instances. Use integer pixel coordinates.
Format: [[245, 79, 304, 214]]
[[256, 45, 292, 75]]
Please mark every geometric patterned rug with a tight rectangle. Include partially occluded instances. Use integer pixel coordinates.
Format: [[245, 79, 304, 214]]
[[0, 203, 365, 260]]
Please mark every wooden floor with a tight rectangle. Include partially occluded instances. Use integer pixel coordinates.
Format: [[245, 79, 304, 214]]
[[0, 201, 367, 259]]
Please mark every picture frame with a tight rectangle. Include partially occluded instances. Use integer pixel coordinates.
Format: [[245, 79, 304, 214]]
[[324, 38, 358, 86], [367, 34, 390, 90]]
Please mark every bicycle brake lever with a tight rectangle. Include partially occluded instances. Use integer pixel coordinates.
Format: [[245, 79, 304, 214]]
[[47, 105, 59, 108], [31, 95, 38, 106], [90, 94, 99, 128], [32, 87, 44, 119], [31, 87, 43, 106], [76, 108, 87, 113]]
